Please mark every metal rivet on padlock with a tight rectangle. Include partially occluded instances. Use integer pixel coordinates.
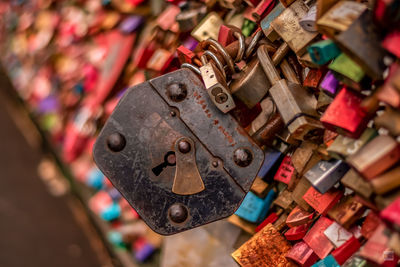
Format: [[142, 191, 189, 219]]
[[106, 133, 126, 152], [167, 83, 187, 102], [169, 203, 189, 223], [233, 148, 253, 167], [178, 140, 191, 153]]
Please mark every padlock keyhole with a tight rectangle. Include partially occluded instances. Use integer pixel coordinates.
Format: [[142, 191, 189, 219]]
[[152, 151, 176, 176]]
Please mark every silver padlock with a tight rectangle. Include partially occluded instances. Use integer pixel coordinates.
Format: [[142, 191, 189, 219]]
[[230, 42, 290, 109], [230, 58, 271, 109], [200, 61, 236, 113], [257, 44, 324, 141]]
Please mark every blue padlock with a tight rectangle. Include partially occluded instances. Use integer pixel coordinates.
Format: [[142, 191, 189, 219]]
[[256, 147, 283, 182], [312, 255, 340, 267], [235, 189, 276, 223]]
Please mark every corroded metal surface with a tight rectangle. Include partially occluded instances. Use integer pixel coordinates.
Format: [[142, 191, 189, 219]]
[[93, 69, 264, 235]]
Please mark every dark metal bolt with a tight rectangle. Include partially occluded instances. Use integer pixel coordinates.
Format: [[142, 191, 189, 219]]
[[233, 148, 253, 167], [106, 133, 126, 152], [170, 111, 176, 117], [178, 140, 191, 153], [169, 203, 188, 223], [167, 83, 187, 102], [212, 161, 218, 167]]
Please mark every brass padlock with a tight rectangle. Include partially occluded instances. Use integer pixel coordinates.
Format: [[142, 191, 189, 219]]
[[316, 1, 367, 39], [191, 12, 223, 41], [230, 42, 289, 109], [230, 57, 271, 109], [271, 0, 318, 55], [340, 169, 373, 199], [200, 62, 236, 113], [257, 44, 324, 141], [260, 2, 285, 42]]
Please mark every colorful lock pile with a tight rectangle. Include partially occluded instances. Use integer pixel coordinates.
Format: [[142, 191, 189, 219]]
[[0, 0, 167, 265], [2, 0, 400, 266]]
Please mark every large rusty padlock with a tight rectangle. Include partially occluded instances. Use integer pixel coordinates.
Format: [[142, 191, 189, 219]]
[[93, 69, 264, 235]]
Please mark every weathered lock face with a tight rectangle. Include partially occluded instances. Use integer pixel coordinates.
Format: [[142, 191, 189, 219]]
[[93, 69, 264, 235]]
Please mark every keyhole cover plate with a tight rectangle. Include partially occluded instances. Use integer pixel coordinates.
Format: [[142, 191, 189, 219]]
[[93, 69, 264, 235]]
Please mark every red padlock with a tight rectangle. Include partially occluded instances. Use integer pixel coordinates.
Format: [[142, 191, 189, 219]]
[[285, 223, 310, 240], [285, 241, 319, 267], [303, 68, 326, 91], [177, 45, 196, 65], [321, 87, 369, 139], [303, 217, 334, 259], [274, 155, 296, 186], [255, 212, 279, 232], [156, 5, 180, 31], [303, 186, 343, 215], [286, 205, 314, 227], [361, 211, 382, 239], [218, 25, 238, 47], [382, 31, 400, 58], [331, 236, 361, 265]]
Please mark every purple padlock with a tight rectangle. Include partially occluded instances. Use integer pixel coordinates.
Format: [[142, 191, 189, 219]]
[[134, 243, 155, 262], [38, 95, 59, 113], [119, 15, 144, 34], [182, 36, 198, 51], [320, 71, 340, 97]]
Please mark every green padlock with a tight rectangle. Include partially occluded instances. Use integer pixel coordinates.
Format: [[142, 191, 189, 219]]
[[308, 39, 341, 65], [242, 18, 257, 37], [329, 53, 365, 83]]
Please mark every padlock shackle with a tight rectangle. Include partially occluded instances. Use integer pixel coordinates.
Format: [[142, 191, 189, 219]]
[[203, 38, 235, 74], [257, 44, 281, 86], [201, 50, 226, 79]]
